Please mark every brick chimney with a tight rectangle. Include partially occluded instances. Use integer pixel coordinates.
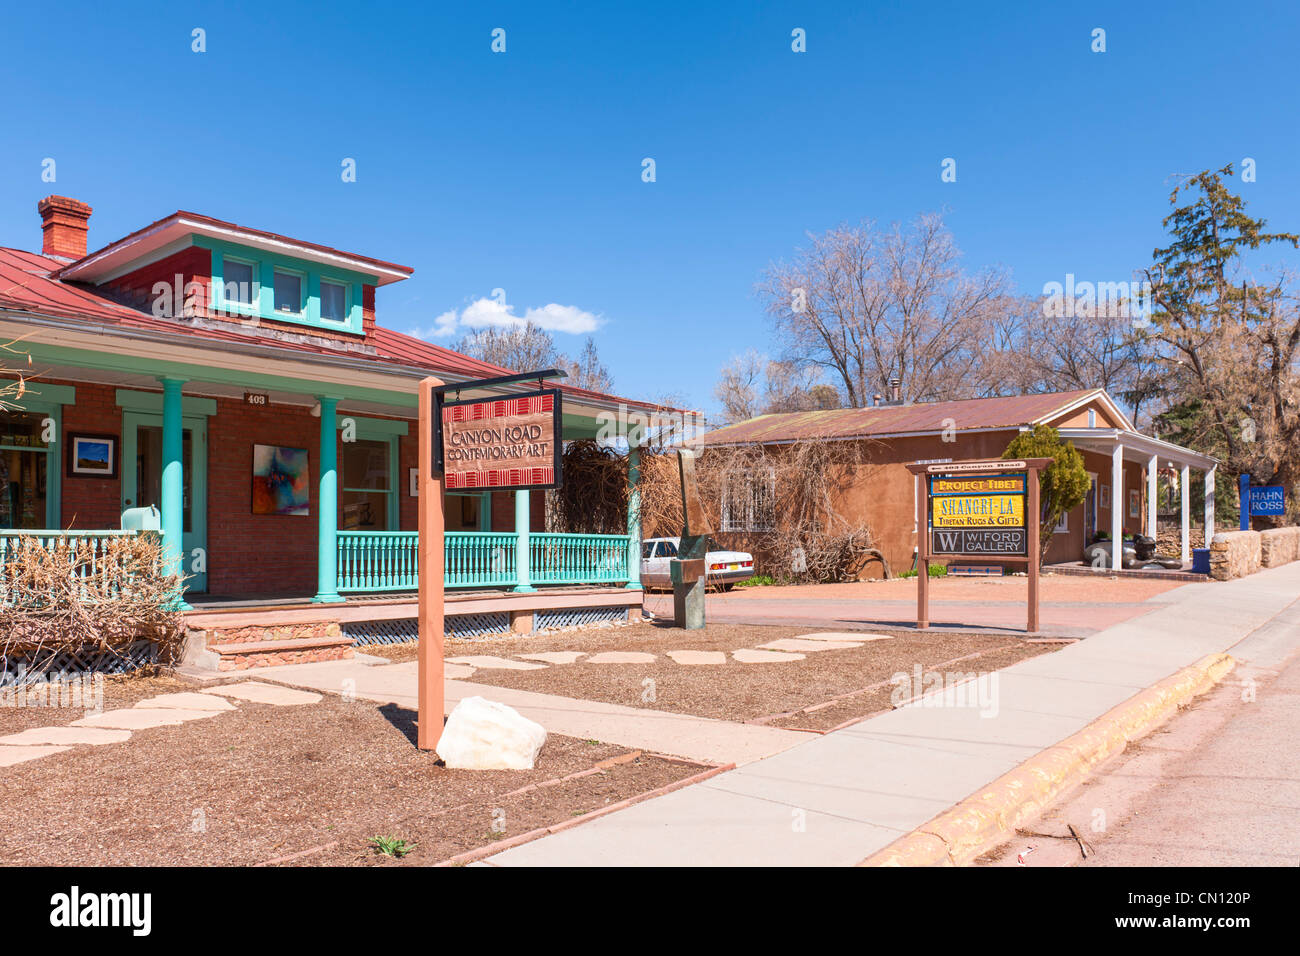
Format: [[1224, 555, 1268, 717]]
[[37, 195, 93, 259]]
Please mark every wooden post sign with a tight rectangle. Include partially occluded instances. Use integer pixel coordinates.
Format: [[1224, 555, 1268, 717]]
[[906, 457, 1052, 634], [417, 371, 566, 752]]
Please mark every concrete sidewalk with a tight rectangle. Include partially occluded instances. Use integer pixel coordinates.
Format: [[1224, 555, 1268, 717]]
[[485, 563, 1300, 866], [250, 658, 806, 766]]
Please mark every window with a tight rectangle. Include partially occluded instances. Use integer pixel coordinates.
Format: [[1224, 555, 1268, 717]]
[[223, 258, 255, 305], [656, 540, 679, 558], [340, 438, 392, 530], [642, 542, 655, 559], [721, 468, 776, 532], [273, 270, 303, 314], [0, 411, 51, 530], [445, 492, 488, 532], [320, 280, 347, 323]]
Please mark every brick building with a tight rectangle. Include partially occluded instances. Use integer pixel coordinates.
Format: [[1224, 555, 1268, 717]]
[[0, 197, 658, 648], [700, 389, 1219, 576]]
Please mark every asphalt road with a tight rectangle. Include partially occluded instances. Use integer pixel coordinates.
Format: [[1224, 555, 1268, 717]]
[[979, 617, 1300, 867]]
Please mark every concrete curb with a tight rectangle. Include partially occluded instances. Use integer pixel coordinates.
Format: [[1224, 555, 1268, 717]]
[[858, 651, 1236, 867]]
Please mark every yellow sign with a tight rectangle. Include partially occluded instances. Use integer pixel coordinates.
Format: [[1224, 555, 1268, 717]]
[[932, 494, 1025, 528], [930, 476, 1026, 495]]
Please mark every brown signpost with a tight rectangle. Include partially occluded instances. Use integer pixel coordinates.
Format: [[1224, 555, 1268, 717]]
[[416, 376, 446, 752], [906, 457, 1052, 634], [417, 370, 566, 752]]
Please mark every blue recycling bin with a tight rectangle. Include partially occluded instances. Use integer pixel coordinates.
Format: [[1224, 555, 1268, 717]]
[[1191, 547, 1210, 575]]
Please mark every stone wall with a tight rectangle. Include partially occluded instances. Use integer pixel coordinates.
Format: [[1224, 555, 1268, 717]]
[[1208, 530, 1262, 581], [1260, 527, 1300, 568]]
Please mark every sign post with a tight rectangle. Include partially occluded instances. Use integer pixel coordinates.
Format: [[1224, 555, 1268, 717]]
[[907, 457, 1052, 634], [417, 368, 566, 753], [417, 376, 445, 752]]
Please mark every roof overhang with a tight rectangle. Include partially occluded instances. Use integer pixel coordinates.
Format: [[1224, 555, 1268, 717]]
[[55, 213, 414, 287], [1054, 427, 1219, 470]]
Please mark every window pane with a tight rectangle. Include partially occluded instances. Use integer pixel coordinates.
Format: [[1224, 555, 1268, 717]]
[[224, 260, 254, 305], [0, 447, 47, 529], [0, 411, 50, 449], [273, 271, 301, 313], [342, 439, 390, 490], [321, 281, 347, 322], [444, 493, 484, 532], [341, 491, 388, 531]]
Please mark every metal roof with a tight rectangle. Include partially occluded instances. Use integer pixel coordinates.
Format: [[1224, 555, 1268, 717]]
[[700, 390, 1106, 445]]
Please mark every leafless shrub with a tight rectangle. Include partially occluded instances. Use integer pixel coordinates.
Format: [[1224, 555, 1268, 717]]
[[0, 534, 185, 676]]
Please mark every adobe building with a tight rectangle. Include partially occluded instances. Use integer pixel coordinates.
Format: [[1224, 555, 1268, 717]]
[[699, 388, 1218, 576], [0, 196, 659, 667]]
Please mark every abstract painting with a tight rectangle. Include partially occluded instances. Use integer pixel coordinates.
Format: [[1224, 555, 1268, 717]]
[[252, 444, 310, 515]]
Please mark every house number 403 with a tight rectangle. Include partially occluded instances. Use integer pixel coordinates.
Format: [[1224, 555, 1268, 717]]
[[244, 393, 269, 407]]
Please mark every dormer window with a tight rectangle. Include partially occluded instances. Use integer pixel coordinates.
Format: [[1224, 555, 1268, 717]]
[[273, 269, 303, 314], [320, 279, 348, 324], [223, 258, 256, 305]]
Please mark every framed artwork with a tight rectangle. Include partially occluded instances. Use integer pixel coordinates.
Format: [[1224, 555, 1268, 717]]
[[1129, 488, 1141, 519], [409, 467, 419, 497], [252, 444, 310, 515], [67, 433, 117, 479], [1099, 484, 1111, 509]]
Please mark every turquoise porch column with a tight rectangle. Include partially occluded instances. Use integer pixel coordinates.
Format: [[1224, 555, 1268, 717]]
[[625, 441, 642, 590], [312, 396, 343, 603], [514, 489, 535, 592], [160, 377, 190, 610]]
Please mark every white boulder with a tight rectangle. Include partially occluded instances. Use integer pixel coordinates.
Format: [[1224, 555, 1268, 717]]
[[436, 696, 547, 770]]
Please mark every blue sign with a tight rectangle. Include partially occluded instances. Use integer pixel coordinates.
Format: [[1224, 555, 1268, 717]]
[[1248, 485, 1286, 516]]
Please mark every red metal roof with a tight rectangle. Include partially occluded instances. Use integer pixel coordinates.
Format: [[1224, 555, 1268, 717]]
[[0, 246, 669, 412], [700, 390, 1103, 445]]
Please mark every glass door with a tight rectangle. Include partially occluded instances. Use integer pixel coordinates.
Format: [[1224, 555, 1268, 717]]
[[121, 412, 208, 593]]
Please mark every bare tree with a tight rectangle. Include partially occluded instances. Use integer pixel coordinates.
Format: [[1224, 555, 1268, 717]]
[[455, 322, 561, 373], [563, 336, 614, 392], [758, 214, 1009, 406], [713, 350, 842, 424]]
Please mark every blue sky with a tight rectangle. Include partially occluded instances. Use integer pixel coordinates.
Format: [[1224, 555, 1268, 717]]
[[3, 1, 1298, 416]]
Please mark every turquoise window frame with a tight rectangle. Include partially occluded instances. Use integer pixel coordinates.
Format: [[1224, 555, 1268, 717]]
[[339, 417, 408, 531], [220, 253, 258, 308], [200, 237, 371, 336]]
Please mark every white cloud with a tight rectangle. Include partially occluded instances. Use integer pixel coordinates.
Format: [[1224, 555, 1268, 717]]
[[410, 297, 604, 339]]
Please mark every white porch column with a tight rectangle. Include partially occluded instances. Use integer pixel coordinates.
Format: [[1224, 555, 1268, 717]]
[[1147, 454, 1158, 538], [1111, 443, 1124, 570], [1204, 464, 1217, 545], [1180, 464, 1191, 564]]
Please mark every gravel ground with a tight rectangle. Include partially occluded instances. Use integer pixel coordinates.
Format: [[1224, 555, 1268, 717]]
[[369, 620, 1060, 724], [0, 686, 699, 867]]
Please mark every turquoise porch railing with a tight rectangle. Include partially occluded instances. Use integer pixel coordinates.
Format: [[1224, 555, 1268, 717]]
[[530, 533, 630, 585], [336, 530, 631, 592], [0, 530, 144, 607]]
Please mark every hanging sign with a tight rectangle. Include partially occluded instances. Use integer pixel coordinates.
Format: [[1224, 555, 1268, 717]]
[[436, 389, 563, 491]]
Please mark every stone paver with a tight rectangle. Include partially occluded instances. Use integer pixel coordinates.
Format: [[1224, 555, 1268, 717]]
[[445, 662, 477, 679], [666, 650, 727, 666], [0, 744, 71, 767], [202, 681, 322, 705], [732, 648, 805, 663], [517, 651, 587, 665], [134, 692, 236, 711], [797, 632, 894, 642], [585, 651, 656, 664], [758, 638, 863, 652], [445, 655, 547, 671], [0, 726, 132, 746], [72, 708, 223, 730]]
